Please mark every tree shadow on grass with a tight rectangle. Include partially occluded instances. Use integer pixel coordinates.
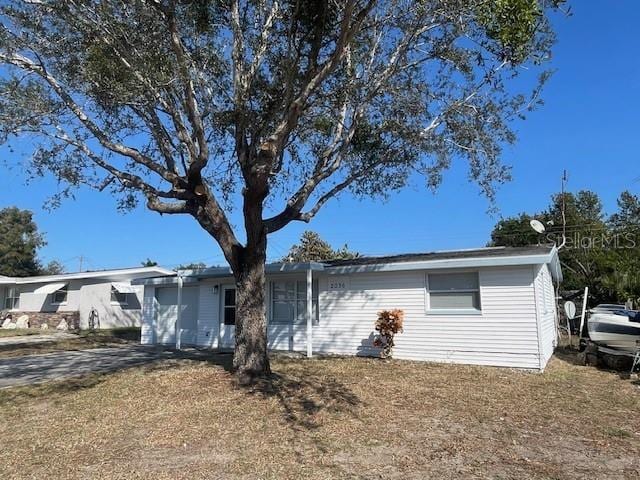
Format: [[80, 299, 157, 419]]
[[242, 358, 362, 431], [0, 349, 362, 434]]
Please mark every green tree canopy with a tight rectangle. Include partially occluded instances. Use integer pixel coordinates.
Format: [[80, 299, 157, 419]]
[[490, 213, 540, 247], [610, 191, 640, 230], [141, 258, 159, 267], [176, 262, 208, 271], [603, 191, 640, 303], [282, 231, 359, 262], [0, 207, 46, 276], [490, 189, 640, 305], [40, 260, 66, 275]]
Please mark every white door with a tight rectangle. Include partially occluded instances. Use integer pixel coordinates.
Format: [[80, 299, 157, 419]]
[[155, 287, 199, 345], [219, 286, 236, 349]]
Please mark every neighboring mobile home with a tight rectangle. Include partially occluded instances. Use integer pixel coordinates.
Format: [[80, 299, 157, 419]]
[[0, 266, 172, 330], [135, 246, 562, 371]]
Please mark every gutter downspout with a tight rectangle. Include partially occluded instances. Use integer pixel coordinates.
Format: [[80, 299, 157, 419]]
[[176, 271, 183, 350], [306, 267, 313, 358]]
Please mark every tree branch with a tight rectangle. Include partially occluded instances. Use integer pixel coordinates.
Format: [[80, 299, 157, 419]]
[[163, 1, 209, 176], [0, 51, 184, 188]]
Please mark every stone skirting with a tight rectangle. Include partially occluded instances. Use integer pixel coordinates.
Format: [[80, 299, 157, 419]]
[[0, 311, 80, 330]]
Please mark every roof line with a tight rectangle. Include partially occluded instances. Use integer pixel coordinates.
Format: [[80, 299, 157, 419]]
[[0, 266, 174, 285]]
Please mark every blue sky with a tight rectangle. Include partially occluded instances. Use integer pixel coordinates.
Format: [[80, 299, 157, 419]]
[[1, 1, 638, 271]]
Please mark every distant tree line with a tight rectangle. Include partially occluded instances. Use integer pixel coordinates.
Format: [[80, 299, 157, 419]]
[[490, 190, 640, 305], [282, 231, 360, 263], [0, 207, 65, 276]]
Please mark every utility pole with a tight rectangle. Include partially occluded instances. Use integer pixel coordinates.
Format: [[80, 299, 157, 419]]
[[558, 170, 568, 251]]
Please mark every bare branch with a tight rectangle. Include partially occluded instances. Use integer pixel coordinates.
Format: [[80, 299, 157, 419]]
[[0, 51, 184, 187], [245, 1, 281, 89], [163, 2, 209, 175], [47, 128, 188, 202], [262, 0, 376, 161], [147, 197, 189, 214]]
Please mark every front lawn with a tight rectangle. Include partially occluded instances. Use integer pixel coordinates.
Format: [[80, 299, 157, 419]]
[[0, 352, 638, 479]]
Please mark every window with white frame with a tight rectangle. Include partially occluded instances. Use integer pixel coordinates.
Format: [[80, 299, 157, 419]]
[[223, 288, 236, 325], [110, 287, 129, 305], [270, 280, 319, 325], [427, 272, 481, 311], [52, 285, 68, 304], [4, 287, 20, 310]]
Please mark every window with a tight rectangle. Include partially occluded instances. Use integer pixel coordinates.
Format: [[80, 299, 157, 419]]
[[52, 285, 68, 304], [111, 287, 129, 305], [427, 272, 480, 311], [271, 281, 295, 324], [223, 288, 236, 325], [4, 287, 20, 310], [270, 280, 319, 325]]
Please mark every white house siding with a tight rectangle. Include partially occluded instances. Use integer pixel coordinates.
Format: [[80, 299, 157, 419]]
[[534, 264, 557, 368], [141, 286, 156, 345], [190, 277, 308, 351], [153, 286, 200, 345], [197, 281, 220, 348], [314, 266, 542, 369], [139, 264, 553, 370]]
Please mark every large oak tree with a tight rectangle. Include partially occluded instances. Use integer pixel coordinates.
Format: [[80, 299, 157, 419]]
[[0, 0, 561, 381]]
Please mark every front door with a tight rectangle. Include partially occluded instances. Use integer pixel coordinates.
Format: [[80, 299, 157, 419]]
[[219, 286, 236, 349]]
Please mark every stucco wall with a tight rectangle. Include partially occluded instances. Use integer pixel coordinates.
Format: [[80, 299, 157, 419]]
[[2, 279, 144, 329]]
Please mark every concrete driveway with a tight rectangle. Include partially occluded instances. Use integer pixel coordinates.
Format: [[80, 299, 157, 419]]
[[0, 346, 175, 388]]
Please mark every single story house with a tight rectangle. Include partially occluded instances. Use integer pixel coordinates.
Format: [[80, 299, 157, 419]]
[[0, 266, 172, 330], [134, 246, 562, 371]]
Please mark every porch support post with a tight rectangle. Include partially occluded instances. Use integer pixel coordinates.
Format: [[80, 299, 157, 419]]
[[306, 267, 313, 358], [176, 272, 183, 350]]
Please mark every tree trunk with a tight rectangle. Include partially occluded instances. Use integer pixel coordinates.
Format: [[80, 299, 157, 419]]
[[232, 233, 271, 383]]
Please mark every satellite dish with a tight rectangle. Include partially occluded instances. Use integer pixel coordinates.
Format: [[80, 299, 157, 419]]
[[530, 219, 546, 234], [564, 301, 577, 319]]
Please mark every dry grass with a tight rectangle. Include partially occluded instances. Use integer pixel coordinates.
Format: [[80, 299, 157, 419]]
[[0, 329, 140, 358], [0, 328, 44, 338], [0, 351, 639, 479]]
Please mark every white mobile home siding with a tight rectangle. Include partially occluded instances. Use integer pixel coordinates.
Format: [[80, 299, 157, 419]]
[[314, 266, 542, 369], [534, 264, 558, 368], [141, 286, 156, 345], [140, 262, 557, 370], [189, 278, 311, 352], [197, 282, 220, 348]]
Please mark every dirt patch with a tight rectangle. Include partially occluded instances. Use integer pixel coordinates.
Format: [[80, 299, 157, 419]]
[[0, 352, 638, 479]]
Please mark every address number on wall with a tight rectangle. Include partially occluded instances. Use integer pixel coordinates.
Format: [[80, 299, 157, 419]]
[[328, 278, 349, 290]]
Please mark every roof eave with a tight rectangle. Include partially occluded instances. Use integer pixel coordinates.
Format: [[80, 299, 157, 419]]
[[324, 252, 560, 275], [133, 262, 325, 286], [2, 266, 174, 285]]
